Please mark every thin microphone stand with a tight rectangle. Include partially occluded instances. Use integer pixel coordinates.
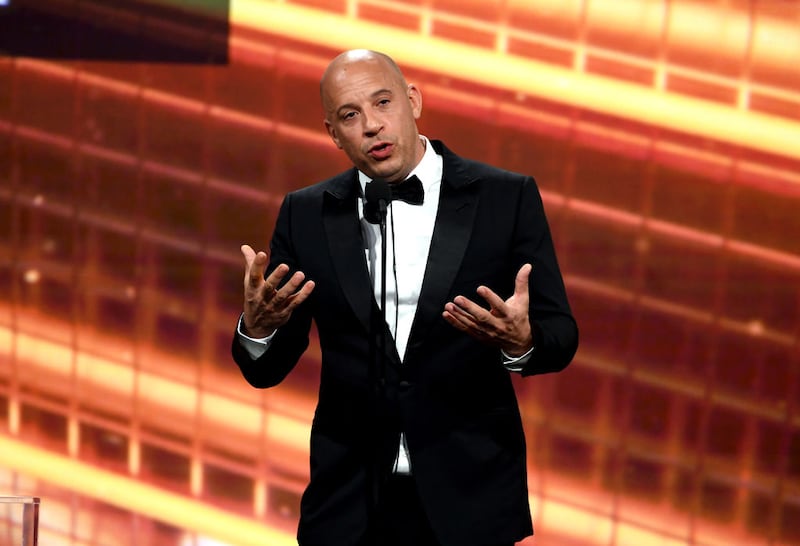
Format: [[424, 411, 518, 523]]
[[374, 201, 389, 537], [364, 181, 390, 542], [378, 208, 388, 397]]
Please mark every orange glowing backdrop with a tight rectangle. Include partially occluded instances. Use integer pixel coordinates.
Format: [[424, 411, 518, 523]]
[[1, 0, 799, 545]]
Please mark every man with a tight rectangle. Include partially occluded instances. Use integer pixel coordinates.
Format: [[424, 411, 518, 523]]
[[232, 49, 578, 546]]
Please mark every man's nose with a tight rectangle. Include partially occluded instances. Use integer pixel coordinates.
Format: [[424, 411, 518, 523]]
[[362, 112, 382, 136]]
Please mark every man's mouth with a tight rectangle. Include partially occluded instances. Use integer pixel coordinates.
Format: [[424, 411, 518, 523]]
[[367, 142, 393, 160]]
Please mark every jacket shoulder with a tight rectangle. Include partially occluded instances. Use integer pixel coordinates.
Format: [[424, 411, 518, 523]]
[[432, 139, 533, 188], [287, 169, 358, 202]]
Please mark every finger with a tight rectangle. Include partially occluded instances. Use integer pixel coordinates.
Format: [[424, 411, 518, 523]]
[[270, 269, 306, 305], [242, 245, 263, 293], [243, 248, 270, 290], [442, 309, 467, 332], [445, 300, 488, 332], [442, 306, 473, 332], [262, 263, 290, 295], [284, 279, 316, 310], [241, 244, 256, 266], [475, 285, 506, 315], [452, 295, 495, 325], [514, 263, 532, 301], [241, 245, 256, 284], [443, 306, 491, 342]]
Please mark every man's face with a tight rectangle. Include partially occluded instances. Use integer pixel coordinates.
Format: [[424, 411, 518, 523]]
[[322, 56, 423, 183]]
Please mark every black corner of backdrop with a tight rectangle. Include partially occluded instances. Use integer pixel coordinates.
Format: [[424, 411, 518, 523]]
[[0, 0, 230, 63]]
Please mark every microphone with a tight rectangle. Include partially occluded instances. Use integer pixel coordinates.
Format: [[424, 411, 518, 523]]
[[364, 178, 391, 225]]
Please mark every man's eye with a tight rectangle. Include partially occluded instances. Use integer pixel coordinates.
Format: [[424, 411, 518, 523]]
[[342, 112, 357, 120]]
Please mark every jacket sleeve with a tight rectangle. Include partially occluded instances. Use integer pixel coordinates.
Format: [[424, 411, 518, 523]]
[[230, 192, 314, 388], [516, 176, 578, 376]]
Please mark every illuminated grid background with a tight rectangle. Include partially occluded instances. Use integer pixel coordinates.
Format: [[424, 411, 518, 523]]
[[1, 0, 800, 545]]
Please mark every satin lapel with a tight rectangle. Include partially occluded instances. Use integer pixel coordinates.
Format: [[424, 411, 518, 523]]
[[322, 172, 374, 335], [408, 149, 479, 354]]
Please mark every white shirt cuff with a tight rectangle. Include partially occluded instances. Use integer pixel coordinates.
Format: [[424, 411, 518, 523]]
[[236, 314, 275, 360], [501, 346, 534, 373]]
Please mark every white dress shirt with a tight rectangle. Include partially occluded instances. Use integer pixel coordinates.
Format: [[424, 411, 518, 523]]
[[358, 136, 441, 363]]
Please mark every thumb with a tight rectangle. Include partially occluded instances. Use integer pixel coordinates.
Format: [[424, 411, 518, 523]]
[[514, 263, 532, 301], [241, 244, 268, 289], [241, 244, 256, 267]]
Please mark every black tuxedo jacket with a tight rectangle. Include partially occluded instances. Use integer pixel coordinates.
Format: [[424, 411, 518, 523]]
[[232, 141, 578, 546]]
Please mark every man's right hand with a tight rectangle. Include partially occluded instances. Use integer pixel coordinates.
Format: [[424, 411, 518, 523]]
[[241, 244, 315, 338]]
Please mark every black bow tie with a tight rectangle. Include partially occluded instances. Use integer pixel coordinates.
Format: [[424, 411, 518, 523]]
[[389, 175, 424, 205]]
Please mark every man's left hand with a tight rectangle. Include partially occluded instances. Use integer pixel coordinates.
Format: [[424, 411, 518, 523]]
[[443, 263, 533, 357]]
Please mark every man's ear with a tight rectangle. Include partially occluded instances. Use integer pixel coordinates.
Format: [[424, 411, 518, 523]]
[[324, 119, 343, 149], [408, 84, 422, 120]]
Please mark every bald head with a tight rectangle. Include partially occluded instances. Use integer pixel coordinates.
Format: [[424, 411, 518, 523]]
[[320, 50, 407, 116]]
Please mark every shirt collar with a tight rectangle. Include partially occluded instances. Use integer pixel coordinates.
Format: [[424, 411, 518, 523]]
[[358, 135, 442, 197]]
